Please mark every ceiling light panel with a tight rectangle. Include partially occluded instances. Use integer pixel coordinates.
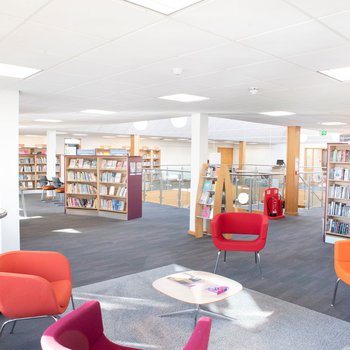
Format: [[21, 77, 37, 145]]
[[72, 133, 88, 136], [158, 93, 209, 102], [321, 122, 347, 126], [80, 109, 116, 115], [0, 62, 41, 79], [34, 119, 62, 123], [125, 0, 203, 15], [319, 66, 350, 82], [259, 111, 296, 117]]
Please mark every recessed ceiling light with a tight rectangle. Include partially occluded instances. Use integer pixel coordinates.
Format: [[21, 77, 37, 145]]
[[319, 66, 350, 82], [162, 138, 173, 141], [24, 134, 39, 137], [102, 135, 116, 139], [133, 121, 148, 131], [80, 109, 116, 115], [259, 111, 296, 117], [0, 62, 41, 79], [116, 134, 130, 138], [171, 117, 188, 128], [125, 0, 203, 15], [149, 136, 162, 140], [72, 133, 88, 136], [35, 119, 62, 123], [158, 93, 209, 103], [56, 131, 68, 135], [320, 122, 347, 126]]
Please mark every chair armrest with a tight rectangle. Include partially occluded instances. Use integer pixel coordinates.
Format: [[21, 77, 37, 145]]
[[335, 241, 350, 262], [259, 215, 269, 239], [0, 272, 60, 318]]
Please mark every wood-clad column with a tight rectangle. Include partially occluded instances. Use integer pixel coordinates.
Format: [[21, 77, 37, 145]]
[[130, 135, 140, 156], [285, 126, 300, 216], [238, 141, 246, 168]]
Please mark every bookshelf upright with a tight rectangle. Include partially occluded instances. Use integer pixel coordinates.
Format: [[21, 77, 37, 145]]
[[324, 143, 350, 243]]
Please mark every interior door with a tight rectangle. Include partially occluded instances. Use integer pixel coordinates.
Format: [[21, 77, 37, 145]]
[[217, 147, 233, 165]]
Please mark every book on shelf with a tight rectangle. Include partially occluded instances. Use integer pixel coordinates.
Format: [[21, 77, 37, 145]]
[[100, 199, 125, 211], [200, 192, 209, 203], [328, 201, 350, 217], [67, 197, 97, 208], [109, 186, 115, 196], [203, 180, 212, 191], [204, 165, 218, 178], [67, 183, 97, 195], [330, 149, 350, 163], [326, 218, 350, 235], [201, 205, 210, 218], [329, 167, 350, 181], [328, 184, 350, 199]]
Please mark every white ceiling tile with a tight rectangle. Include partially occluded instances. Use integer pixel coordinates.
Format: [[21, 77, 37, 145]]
[[320, 10, 350, 39], [0, 0, 50, 18], [286, 0, 350, 18], [78, 19, 227, 70], [240, 21, 347, 58], [3, 21, 106, 58], [30, 0, 163, 39], [0, 13, 25, 39], [173, 0, 309, 40], [286, 45, 350, 71]]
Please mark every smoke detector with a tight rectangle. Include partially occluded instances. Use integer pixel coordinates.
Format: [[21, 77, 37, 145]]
[[173, 67, 183, 76], [249, 87, 259, 95]]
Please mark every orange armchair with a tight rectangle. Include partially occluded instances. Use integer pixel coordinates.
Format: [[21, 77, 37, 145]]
[[0, 250, 74, 337], [211, 212, 269, 278], [332, 240, 350, 306]]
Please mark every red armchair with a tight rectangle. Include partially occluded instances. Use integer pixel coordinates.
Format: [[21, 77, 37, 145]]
[[41, 300, 212, 350], [0, 250, 74, 337], [211, 212, 269, 277]]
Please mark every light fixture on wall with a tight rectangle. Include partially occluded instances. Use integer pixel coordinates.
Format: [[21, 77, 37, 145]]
[[133, 121, 148, 131], [300, 134, 308, 143], [171, 117, 188, 128]]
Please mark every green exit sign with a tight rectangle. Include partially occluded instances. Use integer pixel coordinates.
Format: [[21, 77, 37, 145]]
[[320, 130, 327, 136]]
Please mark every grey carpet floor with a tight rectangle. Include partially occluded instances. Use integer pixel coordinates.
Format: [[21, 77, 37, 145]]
[[68, 265, 350, 349], [0, 194, 349, 349]]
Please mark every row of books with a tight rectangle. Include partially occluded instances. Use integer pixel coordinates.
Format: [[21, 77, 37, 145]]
[[328, 184, 350, 199], [330, 149, 350, 163], [326, 219, 350, 235], [36, 156, 47, 164], [19, 181, 34, 188], [100, 172, 124, 183], [204, 165, 218, 178], [67, 183, 97, 195], [203, 179, 217, 192], [100, 199, 125, 211], [67, 197, 97, 208], [200, 191, 214, 205], [36, 165, 47, 172], [201, 205, 214, 219], [68, 158, 97, 169], [329, 167, 350, 181], [328, 201, 350, 217], [19, 157, 34, 164], [67, 171, 97, 182], [100, 185, 127, 197], [19, 174, 35, 180], [100, 159, 127, 170]]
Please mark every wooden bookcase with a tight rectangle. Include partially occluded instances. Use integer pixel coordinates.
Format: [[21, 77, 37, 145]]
[[190, 164, 234, 238], [140, 148, 161, 181], [324, 143, 350, 243], [19, 147, 61, 189], [64, 155, 142, 220]]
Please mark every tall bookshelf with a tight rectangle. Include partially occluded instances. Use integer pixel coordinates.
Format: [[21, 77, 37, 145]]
[[140, 148, 161, 181], [190, 164, 234, 238], [65, 155, 142, 220], [324, 143, 350, 244], [19, 147, 61, 189]]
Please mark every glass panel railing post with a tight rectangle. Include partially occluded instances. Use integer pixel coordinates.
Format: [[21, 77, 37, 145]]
[[307, 175, 311, 209], [321, 177, 324, 208], [159, 173, 163, 205], [178, 175, 182, 208], [249, 177, 253, 213]]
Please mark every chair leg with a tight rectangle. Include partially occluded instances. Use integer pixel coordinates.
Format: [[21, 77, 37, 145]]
[[223, 251, 227, 263], [256, 251, 263, 279], [9, 321, 16, 334], [71, 294, 76, 310], [214, 250, 221, 274], [331, 278, 341, 306], [254, 252, 258, 264], [41, 189, 45, 201]]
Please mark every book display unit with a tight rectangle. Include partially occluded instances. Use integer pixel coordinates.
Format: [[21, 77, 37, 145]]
[[65, 155, 142, 220], [19, 147, 61, 189], [191, 164, 234, 238], [324, 143, 350, 243], [140, 148, 161, 181]]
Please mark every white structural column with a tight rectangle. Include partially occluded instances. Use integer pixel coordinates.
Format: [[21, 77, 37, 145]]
[[46, 130, 57, 180], [189, 113, 208, 233], [0, 90, 20, 252]]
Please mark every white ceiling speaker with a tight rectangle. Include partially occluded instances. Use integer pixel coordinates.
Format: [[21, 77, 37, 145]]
[[237, 192, 249, 205], [133, 121, 148, 131], [171, 117, 188, 128], [172, 67, 183, 76], [300, 134, 308, 143], [249, 87, 259, 95]]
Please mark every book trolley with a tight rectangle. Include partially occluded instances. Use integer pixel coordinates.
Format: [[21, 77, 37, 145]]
[[324, 143, 350, 243], [190, 164, 234, 238], [65, 155, 142, 220]]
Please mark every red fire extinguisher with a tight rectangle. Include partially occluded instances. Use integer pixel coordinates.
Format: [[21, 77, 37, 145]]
[[264, 188, 285, 220]]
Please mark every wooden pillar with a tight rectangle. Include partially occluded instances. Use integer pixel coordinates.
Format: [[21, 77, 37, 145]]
[[239, 141, 246, 168], [130, 135, 140, 156], [285, 126, 300, 216]]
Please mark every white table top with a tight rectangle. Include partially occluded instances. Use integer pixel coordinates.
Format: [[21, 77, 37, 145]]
[[152, 270, 242, 305]]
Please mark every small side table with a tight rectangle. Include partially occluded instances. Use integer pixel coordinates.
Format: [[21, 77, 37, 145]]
[[153, 270, 242, 327]]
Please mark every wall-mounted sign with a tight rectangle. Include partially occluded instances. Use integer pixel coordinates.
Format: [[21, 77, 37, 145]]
[[320, 130, 327, 136], [340, 134, 350, 142]]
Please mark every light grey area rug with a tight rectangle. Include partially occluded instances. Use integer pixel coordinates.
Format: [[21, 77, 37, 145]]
[[72, 264, 350, 350]]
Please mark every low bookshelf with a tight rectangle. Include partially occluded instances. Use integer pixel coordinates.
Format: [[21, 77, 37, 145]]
[[64, 155, 142, 220], [324, 143, 350, 243]]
